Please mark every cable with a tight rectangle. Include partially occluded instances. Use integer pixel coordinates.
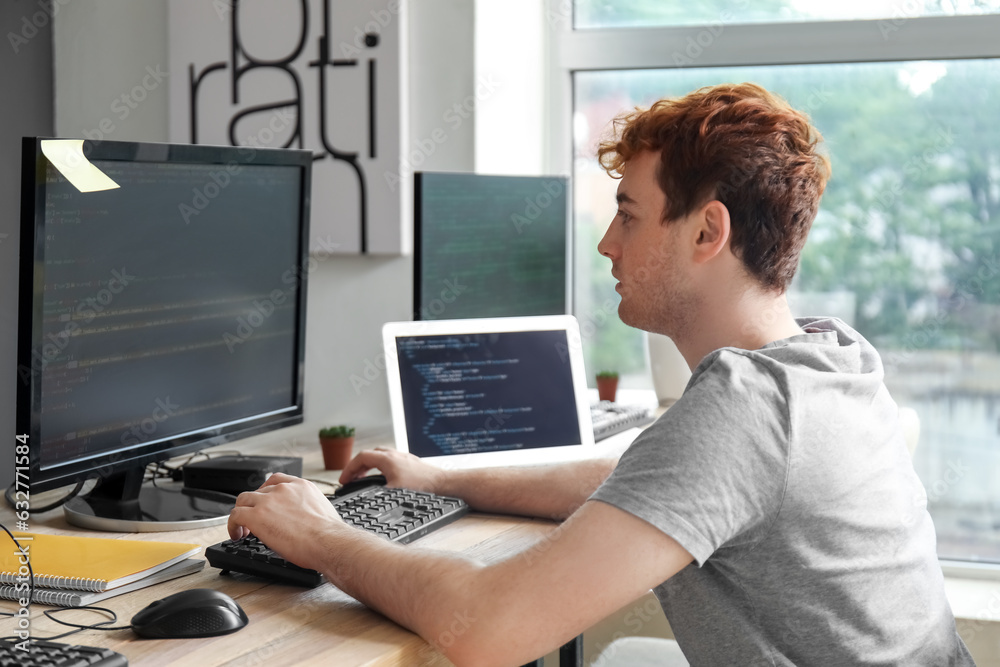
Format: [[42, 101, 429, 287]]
[[4, 481, 85, 514], [42, 607, 131, 638], [151, 449, 245, 483], [5, 449, 246, 511]]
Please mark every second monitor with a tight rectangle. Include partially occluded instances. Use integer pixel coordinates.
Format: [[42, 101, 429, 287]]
[[413, 172, 570, 321]]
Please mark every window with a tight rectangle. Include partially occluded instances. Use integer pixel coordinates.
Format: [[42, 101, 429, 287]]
[[554, 5, 1000, 566]]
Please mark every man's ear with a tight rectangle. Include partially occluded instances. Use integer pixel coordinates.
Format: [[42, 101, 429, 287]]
[[691, 200, 731, 265]]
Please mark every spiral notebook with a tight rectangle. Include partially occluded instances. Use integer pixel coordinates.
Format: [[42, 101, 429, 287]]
[[0, 558, 204, 607], [0, 532, 201, 592]]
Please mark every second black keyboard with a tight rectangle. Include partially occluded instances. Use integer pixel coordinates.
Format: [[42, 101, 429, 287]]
[[0, 639, 127, 667], [206, 485, 469, 586]]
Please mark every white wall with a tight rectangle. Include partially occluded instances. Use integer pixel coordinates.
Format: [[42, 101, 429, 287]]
[[474, 0, 546, 176], [42, 0, 475, 452]]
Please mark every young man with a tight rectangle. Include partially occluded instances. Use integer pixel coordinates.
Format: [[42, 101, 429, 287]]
[[229, 83, 974, 666]]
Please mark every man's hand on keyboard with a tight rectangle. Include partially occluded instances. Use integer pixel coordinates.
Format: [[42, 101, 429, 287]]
[[340, 447, 444, 493], [228, 472, 349, 571]]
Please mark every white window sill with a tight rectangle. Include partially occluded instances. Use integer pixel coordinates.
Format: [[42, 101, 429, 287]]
[[943, 565, 1000, 622]]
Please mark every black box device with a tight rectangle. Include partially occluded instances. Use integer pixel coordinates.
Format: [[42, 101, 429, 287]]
[[182, 455, 304, 496]]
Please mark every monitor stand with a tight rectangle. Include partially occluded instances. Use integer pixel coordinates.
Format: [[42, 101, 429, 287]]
[[64, 467, 236, 532]]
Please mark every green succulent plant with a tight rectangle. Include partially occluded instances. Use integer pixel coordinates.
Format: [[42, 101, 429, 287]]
[[319, 425, 355, 438]]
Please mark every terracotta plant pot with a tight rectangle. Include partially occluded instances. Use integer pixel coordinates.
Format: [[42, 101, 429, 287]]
[[319, 435, 355, 470], [596, 375, 619, 402]]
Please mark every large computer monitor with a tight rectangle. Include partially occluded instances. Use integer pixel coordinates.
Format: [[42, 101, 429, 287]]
[[15, 138, 311, 531], [413, 172, 570, 321]]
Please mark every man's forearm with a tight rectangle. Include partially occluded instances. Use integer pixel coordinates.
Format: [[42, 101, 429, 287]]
[[434, 457, 617, 520], [314, 525, 490, 665]]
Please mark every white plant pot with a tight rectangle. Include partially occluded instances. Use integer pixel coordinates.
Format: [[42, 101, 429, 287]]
[[646, 332, 691, 407]]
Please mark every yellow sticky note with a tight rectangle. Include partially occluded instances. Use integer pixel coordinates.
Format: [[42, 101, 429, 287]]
[[40, 139, 120, 193]]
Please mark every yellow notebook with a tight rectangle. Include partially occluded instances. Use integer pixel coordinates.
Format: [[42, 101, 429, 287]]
[[1, 532, 201, 592]]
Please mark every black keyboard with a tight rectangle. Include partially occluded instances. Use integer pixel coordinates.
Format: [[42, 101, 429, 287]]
[[0, 639, 127, 667], [591, 401, 655, 441], [206, 485, 470, 587]]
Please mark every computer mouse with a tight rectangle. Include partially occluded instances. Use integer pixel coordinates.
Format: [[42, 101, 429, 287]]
[[131, 588, 248, 639], [333, 474, 387, 497]]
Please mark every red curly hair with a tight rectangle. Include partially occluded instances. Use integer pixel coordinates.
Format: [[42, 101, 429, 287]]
[[597, 82, 831, 292]]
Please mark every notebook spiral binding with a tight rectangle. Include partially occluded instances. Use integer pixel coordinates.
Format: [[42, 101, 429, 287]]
[[0, 573, 105, 592]]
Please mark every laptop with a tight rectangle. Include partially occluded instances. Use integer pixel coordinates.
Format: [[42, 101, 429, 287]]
[[382, 315, 599, 469]]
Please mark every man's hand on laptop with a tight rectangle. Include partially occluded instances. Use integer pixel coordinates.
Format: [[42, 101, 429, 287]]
[[339, 447, 444, 493]]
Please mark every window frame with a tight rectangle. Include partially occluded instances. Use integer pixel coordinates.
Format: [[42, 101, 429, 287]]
[[544, 6, 1000, 578]]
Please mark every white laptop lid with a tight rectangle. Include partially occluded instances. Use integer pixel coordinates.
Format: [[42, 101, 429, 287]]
[[382, 315, 596, 468]]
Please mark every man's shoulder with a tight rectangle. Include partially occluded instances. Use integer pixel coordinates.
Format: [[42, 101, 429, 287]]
[[690, 316, 882, 390], [642, 349, 791, 452], [685, 345, 787, 400]]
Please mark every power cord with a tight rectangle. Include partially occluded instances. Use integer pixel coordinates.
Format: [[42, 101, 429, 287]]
[[41, 607, 132, 639], [150, 449, 244, 483], [3, 481, 84, 515], [4, 449, 245, 511]]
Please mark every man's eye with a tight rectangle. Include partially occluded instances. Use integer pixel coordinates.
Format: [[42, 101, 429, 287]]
[[617, 210, 630, 224]]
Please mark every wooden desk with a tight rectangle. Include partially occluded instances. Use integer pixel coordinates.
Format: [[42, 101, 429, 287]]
[[0, 432, 561, 666]]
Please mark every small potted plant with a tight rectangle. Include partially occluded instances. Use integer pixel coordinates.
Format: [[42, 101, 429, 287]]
[[596, 370, 619, 403], [318, 425, 356, 470]]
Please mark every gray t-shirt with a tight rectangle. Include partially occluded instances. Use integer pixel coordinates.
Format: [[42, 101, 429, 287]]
[[591, 317, 974, 666]]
